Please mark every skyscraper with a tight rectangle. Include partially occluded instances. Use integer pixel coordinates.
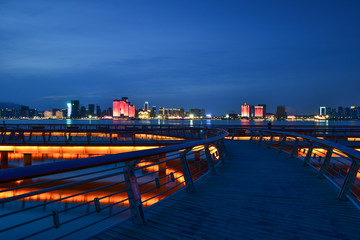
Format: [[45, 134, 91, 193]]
[[88, 104, 95, 116], [254, 106, 264, 118], [96, 105, 101, 118], [241, 104, 250, 118], [129, 105, 135, 118], [71, 100, 80, 118], [113, 99, 121, 118], [144, 101, 149, 111], [276, 105, 286, 120], [319, 106, 326, 116], [150, 106, 157, 118], [20, 106, 29, 118], [258, 104, 267, 118]]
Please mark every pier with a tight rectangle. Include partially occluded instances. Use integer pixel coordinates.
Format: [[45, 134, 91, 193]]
[[0, 126, 360, 239]]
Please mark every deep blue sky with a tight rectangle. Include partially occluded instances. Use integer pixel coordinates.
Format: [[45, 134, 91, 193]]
[[0, 0, 359, 115]]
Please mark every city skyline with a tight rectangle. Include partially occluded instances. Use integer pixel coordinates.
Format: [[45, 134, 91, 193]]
[[1, 1, 360, 115]]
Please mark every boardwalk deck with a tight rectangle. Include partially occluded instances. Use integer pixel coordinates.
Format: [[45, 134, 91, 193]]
[[92, 140, 360, 239]]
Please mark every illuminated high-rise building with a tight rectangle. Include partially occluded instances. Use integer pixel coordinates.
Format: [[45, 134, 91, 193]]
[[241, 104, 250, 118], [319, 106, 326, 116], [144, 101, 149, 111], [113, 99, 121, 118], [67, 103, 72, 118], [114, 97, 134, 118], [159, 107, 164, 117], [129, 105, 135, 118], [258, 104, 266, 118], [123, 101, 129, 117], [254, 106, 264, 118], [150, 106, 157, 118]]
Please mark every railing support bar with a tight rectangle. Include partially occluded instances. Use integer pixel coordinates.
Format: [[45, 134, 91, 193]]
[[205, 144, 216, 175], [290, 138, 299, 157], [338, 157, 360, 200], [124, 160, 146, 224], [279, 135, 286, 152], [318, 147, 333, 178], [180, 148, 196, 192], [303, 144, 313, 166], [249, 131, 254, 143], [267, 134, 273, 148], [215, 140, 225, 162]]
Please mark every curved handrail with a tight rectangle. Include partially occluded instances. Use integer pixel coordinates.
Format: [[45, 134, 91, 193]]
[[0, 128, 228, 184], [250, 129, 360, 161]]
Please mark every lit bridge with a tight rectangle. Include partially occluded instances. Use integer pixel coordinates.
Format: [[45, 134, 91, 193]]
[[1, 125, 360, 239]]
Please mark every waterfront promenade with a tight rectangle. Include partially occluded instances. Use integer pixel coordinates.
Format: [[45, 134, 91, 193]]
[[93, 140, 360, 240]]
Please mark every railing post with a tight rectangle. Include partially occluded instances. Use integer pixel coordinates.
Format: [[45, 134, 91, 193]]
[[258, 133, 263, 145], [303, 144, 313, 166], [249, 131, 254, 143], [290, 138, 299, 157], [219, 139, 227, 156], [1, 151, 9, 169], [279, 135, 286, 152], [87, 132, 91, 144], [215, 140, 225, 162], [338, 157, 360, 200], [124, 160, 146, 224], [318, 147, 333, 178], [267, 134, 273, 148], [180, 148, 196, 192], [205, 144, 216, 174]]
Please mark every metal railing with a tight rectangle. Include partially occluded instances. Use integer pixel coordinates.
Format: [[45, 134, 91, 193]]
[[0, 127, 207, 145], [0, 128, 227, 239], [249, 129, 360, 208]]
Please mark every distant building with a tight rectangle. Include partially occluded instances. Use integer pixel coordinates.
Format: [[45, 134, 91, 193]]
[[129, 105, 135, 118], [29, 109, 37, 118], [159, 107, 164, 117], [43, 111, 53, 118], [144, 101, 149, 111], [254, 106, 264, 118], [96, 105, 102, 117], [258, 104, 266, 118], [113, 99, 121, 118], [241, 104, 250, 118], [70, 100, 80, 118], [20, 106, 29, 118], [319, 106, 326, 116], [55, 110, 63, 118], [189, 108, 205, 118], [276, 105, 286, 120], [88, 104, 95, 116], [338, 106, 344, 118], [113, 97, 135, 118], [67, 103, 72, 118], [138, 110, 150, 119], [150, 106, 157, 118]]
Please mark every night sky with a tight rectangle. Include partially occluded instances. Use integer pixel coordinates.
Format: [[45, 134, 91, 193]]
[[0, 0, 359, 115]]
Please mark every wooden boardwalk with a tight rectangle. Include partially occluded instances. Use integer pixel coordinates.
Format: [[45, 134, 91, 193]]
[[92, 140, 360, 240]]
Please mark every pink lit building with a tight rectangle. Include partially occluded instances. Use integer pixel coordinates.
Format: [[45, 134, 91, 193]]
[[241, 104, 250, 118], [113, 100, 121, 118], [254, 106, 264, 118], [129, 105, 135, 118]]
